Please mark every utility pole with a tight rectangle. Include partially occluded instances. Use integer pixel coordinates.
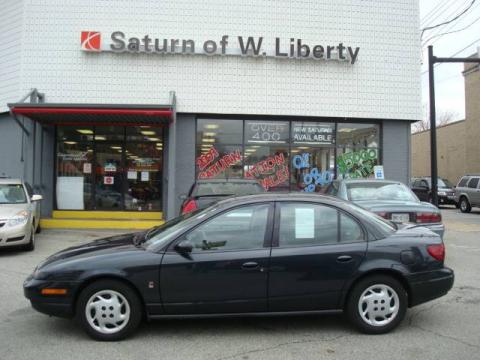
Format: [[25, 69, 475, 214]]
[[427, 45, 480, 207]]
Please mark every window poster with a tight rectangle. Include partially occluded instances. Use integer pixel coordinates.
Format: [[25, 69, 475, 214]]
[[245, 121, 289, 144], [292, 122, 335, 145], [295, 207, 315, 239]]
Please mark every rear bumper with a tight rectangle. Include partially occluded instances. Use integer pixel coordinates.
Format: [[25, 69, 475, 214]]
[[23, 275, 78, 318], [407, 267, 454, 307]]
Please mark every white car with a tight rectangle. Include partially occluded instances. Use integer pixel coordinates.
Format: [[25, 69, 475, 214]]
[[0, 178, 42, 251]]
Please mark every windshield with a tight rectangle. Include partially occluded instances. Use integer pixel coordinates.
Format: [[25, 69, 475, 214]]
[[347, 182, 418, 202], [193, 182, 263, 197], [142, 207, 214, 249], [0, 184, 27, 204]]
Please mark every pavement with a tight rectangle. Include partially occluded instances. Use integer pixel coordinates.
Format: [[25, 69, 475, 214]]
[[1, 208, 480, 360]]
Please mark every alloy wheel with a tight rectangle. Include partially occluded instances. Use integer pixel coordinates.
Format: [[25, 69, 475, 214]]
[[85, 290, 131, 334], [358, 284, 400, 327]]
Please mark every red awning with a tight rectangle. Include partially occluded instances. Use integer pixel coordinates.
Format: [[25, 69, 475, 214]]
[[9, 104, 174, 127]]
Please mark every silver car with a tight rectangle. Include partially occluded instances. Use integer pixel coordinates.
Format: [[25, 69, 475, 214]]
[[0, 178, 42, 251], [326, 179, 445, 238], [454, 174, 480, 213]]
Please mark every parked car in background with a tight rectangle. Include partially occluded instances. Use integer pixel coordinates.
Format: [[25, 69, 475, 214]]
[[0, 178, 42, 251], [410, 177, 456, 206], [24, 193, 453, 340], [326, 179, 444, 238], [454, 174, 480, 213], [180, 179, 265, 214]]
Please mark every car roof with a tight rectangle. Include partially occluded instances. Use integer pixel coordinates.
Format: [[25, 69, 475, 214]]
[[213, 192, 348, 207], [0, 178, 23, 185], [196, 179, 261, 184]]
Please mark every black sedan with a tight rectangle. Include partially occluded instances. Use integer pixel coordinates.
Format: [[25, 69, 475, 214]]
[[24, 193, 454, 341]]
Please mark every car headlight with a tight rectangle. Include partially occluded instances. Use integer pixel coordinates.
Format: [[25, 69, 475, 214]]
[[7, 210, 30, 227], [438, 191, 446, 196]]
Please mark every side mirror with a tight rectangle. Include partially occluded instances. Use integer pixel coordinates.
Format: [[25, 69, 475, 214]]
[[31, 194, 43, 201], [179, 194, 187, 200], [175, 240, 193, 254]]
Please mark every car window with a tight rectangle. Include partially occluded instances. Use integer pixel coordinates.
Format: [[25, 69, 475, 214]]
[[346, 183, 418, 202], [468, 177, 479, 189], [184, 204, 270, 252], [340, 213, 364, 242], [278, 203, 339, 247], [438, 178, 452, 188], [0, 184, 27, 204], [458, 177, 469, 187], [24, 183, 33, 197], [412, 180, 420, 187]]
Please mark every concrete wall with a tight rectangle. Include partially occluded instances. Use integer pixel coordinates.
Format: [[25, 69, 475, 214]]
[[411, 121, 466, 185], [382, 120, 411, 184], [0, 0, 24, 112], [0, 113, 55, 217], [15, 0, 421, 120]]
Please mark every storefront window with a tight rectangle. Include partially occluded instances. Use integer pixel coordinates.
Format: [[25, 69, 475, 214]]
[[244, 145, 289, 191], [337, 123, 379, 147], [291, 147, 335, 192], [336, 147, 379, 179], [196, 119, 243, 179]]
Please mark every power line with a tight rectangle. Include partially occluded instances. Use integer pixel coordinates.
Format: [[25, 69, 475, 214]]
[[421, 0, 477, 38], [423, 13, 480, 45], [421, 0, 455, 27]]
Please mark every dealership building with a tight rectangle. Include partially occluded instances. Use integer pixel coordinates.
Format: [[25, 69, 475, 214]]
[[0, 0, 421, 228]]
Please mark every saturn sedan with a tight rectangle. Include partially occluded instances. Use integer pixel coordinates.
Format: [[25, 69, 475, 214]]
[[24, 193, 454, 341]]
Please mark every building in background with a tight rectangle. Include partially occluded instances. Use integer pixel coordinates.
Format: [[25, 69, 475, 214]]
[[411, 53, 480, 185], [0, 0, 421, 228]]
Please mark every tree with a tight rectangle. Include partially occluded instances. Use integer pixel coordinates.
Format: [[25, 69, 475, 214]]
[[411, 110, 458, 133]]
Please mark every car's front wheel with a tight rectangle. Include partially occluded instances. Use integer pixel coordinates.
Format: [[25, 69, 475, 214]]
[[76, 279, 142, 341], [459, 197, 471, 213], [346, 275, 407, 334]]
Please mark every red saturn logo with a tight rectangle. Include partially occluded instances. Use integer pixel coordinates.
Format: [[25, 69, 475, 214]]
[[81, 31, 101, 51]]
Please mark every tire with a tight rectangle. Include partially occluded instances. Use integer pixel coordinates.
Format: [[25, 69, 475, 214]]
[[459, 197, 471, 213], [35, 222, 42, 234], [76, 279, 142, 341], [24, 225, 35, 251], [346, 275, 407, 334]]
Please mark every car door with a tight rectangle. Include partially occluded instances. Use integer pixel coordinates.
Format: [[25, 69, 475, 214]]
[[412, 180, 429, 201], [24, 183, 38, 228], [268, 202, 367, 312], [160, 202, 273, 315], [467, 177, 480, 206]]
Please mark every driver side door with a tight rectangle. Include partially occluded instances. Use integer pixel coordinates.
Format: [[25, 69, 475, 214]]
[[160, 203, 273, 315]]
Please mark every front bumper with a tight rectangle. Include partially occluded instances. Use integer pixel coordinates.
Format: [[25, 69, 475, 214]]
[[407, 267, 454, 307], [0, 222, 29, 247], [23, 275, 80, 318], [438, 195, 456, 205]]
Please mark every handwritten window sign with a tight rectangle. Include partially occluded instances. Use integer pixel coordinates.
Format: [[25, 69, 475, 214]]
[[292, 122, 335, 145], [245, 121, 289, 144]]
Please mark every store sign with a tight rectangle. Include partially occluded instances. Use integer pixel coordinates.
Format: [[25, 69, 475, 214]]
[[292, 122, 335, 145], [245, 121, 289, 144], [81, 31, 360, 64]]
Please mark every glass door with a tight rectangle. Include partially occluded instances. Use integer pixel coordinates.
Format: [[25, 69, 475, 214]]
[[94, 142, 125, 210]]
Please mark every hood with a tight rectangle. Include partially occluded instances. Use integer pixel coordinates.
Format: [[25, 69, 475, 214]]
[[39, 231, 145, 268], [0, 203, 29, 219], [353, 199, 438, 213]]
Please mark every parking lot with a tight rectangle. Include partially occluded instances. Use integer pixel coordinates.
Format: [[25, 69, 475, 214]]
[[1, 207, 479, 360]]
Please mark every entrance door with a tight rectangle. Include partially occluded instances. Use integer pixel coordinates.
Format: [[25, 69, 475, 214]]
[[94, 142, 125, 210]]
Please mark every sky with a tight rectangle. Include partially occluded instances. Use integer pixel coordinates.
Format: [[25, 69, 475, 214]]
[[420, 0, 480, 122]]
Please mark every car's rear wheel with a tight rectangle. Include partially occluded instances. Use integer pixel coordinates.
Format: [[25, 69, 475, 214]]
[[346, 275, 407, 334], [24, 225, 35, 251], [459, 197, 471, 213], [76, 280, 142, 341]]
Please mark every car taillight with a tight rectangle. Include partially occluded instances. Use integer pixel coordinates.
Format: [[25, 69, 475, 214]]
[[427, 244, 445, 262], [374, 212, 389, 219], [181, 199, 198, 215], [416, 212, 442, 223]]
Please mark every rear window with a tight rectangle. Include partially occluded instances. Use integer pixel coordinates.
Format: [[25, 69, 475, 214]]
[[346, 182, 418, 202], [468, 178, 479, 189], [458, 177, 469, 187], [193, 182, 264, 197]]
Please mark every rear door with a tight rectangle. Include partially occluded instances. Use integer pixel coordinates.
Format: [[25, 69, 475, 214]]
[[160, 202, 273, 314], [268, 202, 367, 311], [467, 177, 480, 205]]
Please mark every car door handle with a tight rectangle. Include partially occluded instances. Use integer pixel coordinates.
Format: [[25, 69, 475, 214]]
[[337, 255, 353, 263], [242, 262, 260, 270]]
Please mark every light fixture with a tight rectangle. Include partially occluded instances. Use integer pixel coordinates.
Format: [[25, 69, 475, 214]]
[[110, 146, 122, 150], [76, 129, 93, 135], [141, 131, 156, 136], [203, 132, 216, 137], [338, 128, 354, 132], [204, 124, 219, 129], [95, 136, 106, 141], [297, 147, 310, 150], [202, 138, 215, 143], [147, 137, 160, 141], [64, 141, 77, 145]]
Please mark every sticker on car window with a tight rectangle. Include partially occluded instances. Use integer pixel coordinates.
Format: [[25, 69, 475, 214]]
[[295, 208, 314, 238]]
